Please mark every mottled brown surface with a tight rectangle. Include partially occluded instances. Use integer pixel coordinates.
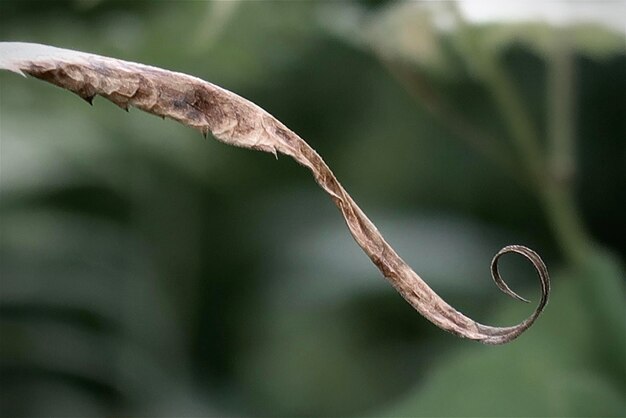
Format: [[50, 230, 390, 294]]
[[0, 42, 550, 344]]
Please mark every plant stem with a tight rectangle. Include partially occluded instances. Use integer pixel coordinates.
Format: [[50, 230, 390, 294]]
[[544, 27, 591, 264], [376, 55, 527, 190], [450, 17, 545, 188], [542, 182, 589, 263], [450, 4, 591, 265], [548, 28, 576, 187]]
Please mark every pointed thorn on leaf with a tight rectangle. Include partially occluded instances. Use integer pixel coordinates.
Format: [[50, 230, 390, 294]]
[[82, 95, 95, 105]]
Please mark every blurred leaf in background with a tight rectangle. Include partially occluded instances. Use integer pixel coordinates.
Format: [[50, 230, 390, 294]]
[[1, 1, 624, 417]]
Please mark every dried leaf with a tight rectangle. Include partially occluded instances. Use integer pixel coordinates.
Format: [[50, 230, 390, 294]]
[[0, 42, 550, 344]]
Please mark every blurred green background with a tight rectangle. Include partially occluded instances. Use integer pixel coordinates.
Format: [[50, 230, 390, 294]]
[[1, 1, 624, 416]]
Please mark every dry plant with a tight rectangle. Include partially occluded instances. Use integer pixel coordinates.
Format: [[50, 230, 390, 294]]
[[0, 42, 550, 344]]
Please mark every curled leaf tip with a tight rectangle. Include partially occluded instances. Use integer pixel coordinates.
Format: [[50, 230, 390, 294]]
[[491, 245, 549, 307], [0, 42, 551, 344]]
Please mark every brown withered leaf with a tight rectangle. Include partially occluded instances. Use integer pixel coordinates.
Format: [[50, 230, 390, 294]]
[[0, 42, 549, 344]]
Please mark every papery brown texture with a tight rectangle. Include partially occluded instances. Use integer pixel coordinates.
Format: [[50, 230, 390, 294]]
[[0, 42, 550, 344]]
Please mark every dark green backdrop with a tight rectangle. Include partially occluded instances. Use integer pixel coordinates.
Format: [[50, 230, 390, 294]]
[[1, 1, 624, 416]]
